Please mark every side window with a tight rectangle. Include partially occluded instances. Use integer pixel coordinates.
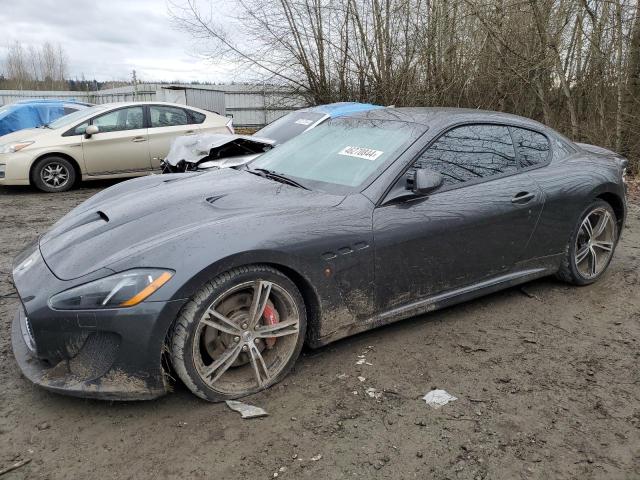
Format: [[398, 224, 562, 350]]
[[93, 107, 144, 132], [414, 124, 517, 186], [187, 109, 206, 124], [74, 121, 89, 135], [150, 106, 189, 128], [511, 128, 550, 168], [63, 107, 80, 115], [552, 136, 575, 161]]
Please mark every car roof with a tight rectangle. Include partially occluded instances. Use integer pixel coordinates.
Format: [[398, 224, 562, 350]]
[[95, 101, 203, 108], [347, 107, 549, 131], [303, 102, 383, 118], [14, 99, 92, 107], [89, 101, 216, 114]]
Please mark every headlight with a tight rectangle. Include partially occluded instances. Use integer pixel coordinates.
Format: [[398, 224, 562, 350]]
[[0, 141, 34, 154], [49, 269, 174, 310]]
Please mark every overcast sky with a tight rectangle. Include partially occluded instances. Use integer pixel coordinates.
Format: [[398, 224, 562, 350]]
[[0, 0, 238, 83]]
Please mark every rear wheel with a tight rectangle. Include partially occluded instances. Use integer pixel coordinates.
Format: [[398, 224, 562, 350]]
[[557, 200, 618, 285], [169, 265, 306, 402], [32, 156, 76, 193]]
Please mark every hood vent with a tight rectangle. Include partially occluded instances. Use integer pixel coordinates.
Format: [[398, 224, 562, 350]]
[[205, 195, 226, 205]]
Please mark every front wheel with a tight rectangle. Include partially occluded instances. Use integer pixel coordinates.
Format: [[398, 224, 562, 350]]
[[557, 200, 618, 285], [32, 156, 76, 193], [169, 266, 306, 402]]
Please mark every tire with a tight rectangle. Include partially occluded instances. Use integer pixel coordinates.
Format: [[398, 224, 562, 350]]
[[169, 265, 307, 402], [557, 200, 618, 286], [32, 156, 76, 193]]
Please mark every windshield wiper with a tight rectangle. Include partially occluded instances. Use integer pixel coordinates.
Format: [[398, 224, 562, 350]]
[[251, 168, 309, 190]]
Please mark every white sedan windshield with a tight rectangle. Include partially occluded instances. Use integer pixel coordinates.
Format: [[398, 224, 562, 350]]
[[48, 105, 108, 129]]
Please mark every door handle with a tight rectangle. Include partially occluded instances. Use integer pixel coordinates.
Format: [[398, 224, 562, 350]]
[[184, 130, 196, 135], [132, 136, 146, 143], [511, 191, 536, 204]]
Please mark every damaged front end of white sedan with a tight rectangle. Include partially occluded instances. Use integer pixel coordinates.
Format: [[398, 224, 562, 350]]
[[161, 133, 275, 173]]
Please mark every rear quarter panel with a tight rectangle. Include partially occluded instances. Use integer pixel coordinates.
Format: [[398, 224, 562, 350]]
[[523, 151, 625, 259]]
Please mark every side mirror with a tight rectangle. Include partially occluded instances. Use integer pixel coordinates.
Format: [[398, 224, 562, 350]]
[[84, 125, 99, 138], [411, 169, 443, 196]]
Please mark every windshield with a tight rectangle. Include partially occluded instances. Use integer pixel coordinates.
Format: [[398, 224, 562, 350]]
[[250, 118, 422, 193], [48, 104, 108, 129], [254, 111, 326, 145]]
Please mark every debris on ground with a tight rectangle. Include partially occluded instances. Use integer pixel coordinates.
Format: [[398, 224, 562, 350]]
[[310, 454, 323, 461], [356, 358, 373, 366], [0, 458, 31, 477], [520, 287, 541, 300], [357, 376, 366, 382], [366, 387, 382, 399], [36, 421, 50, 431], [273, 466, 287, 477], [225, 400, 268, 419], [422, 389, 458, 409], [457, 344, 488, 353]]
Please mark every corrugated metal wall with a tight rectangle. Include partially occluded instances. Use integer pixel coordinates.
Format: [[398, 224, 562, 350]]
[[182, 88, 226, 116], [0, 84, 307, 128], [223, 88, 306, 127], [0, 89, 155, 105]]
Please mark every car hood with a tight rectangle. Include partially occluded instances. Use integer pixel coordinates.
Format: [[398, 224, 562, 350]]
[[39, 169, 345, 280], [0, 127, 51, 143]]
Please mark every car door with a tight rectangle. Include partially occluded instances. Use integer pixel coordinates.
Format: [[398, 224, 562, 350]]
[[147, 105, 199, 170], [81, 106, 151, 175], [373, 124, 544, 311]]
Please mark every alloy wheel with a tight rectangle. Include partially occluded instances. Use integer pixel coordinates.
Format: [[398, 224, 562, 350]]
[[575, 207, 615, 279], [40, 162, 70, 189], [192, 279, 301, 395]]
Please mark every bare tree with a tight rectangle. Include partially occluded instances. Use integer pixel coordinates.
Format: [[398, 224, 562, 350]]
[[1, 41, 69, 90]]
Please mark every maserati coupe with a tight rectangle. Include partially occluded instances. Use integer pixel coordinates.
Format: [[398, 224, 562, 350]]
[[11, 108, 627, 401]]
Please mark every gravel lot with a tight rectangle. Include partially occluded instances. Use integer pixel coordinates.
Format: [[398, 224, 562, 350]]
[[0, 180, 639, 480]]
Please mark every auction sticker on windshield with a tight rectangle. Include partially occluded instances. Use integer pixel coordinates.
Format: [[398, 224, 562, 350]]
[[295, 119, 314, 126], [338, 146, 384, 161]]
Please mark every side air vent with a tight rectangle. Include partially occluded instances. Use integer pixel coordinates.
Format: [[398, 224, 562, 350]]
[[97, 211, 109, 222]]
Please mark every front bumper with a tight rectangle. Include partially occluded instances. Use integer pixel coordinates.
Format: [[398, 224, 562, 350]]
[[0, 151, 33, 185], [11, 244, 187, 400], [11, 303, 184, 400]]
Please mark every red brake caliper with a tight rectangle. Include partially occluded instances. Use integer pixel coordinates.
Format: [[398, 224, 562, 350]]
[[262, 303, 279, 349]]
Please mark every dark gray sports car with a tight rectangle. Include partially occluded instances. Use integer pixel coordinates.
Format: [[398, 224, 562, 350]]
[[11, 108, 628, 401]]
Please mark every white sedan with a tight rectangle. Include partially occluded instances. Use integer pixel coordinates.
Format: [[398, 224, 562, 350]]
[[0, 101, 232, 192]]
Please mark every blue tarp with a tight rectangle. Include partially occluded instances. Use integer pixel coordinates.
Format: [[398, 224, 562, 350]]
[[0, 102, 69, 137]]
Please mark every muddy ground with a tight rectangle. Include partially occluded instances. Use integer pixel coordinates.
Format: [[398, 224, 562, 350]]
[[0, 180, 638, 480]]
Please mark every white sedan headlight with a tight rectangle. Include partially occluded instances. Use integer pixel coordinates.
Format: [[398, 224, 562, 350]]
[[0, 141, 34, 154]]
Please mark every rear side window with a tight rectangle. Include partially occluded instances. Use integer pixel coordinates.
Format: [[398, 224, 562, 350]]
[[552, 136, 575, 161], [188, 109, 206, 124], [511, 128, 550, 167], [150, 106, 189, 127], [414, 124, 517, 186]]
